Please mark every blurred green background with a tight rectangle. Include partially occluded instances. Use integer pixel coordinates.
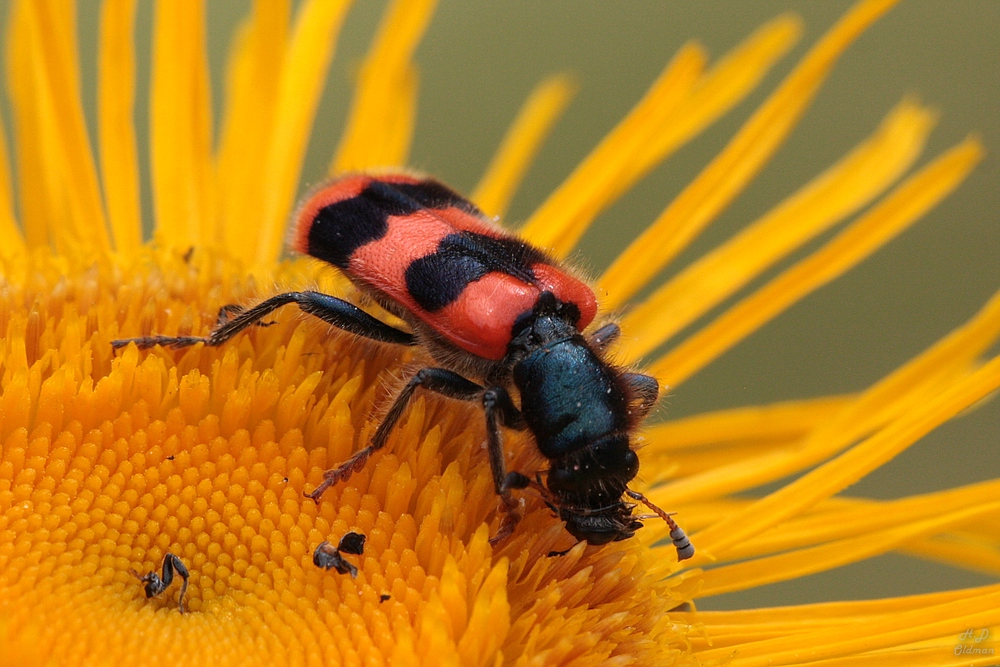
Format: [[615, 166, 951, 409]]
[[4, 1, 998, 611]]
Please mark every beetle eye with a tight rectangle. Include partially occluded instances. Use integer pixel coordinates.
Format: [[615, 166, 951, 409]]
[[623, 449, 639, 479]]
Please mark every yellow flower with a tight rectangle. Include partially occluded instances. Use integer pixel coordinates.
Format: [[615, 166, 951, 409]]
[[1, 0, 997, 665]]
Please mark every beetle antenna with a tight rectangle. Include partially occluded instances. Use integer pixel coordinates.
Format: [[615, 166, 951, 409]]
[[625, 489, 695, 561]]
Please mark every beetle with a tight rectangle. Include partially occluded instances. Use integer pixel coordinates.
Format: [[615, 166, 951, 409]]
[[130, 552, 190, 613], [112, 173, 693, 560]]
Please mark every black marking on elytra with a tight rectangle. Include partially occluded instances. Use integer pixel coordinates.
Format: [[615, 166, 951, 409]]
[[306, 180, 423, 268], [390, 179, 484, 216], [405, 232, 549, 312]]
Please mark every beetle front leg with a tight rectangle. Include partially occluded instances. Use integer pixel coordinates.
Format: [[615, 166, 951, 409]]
[[588, 323, 621, 352], [623, 372, 659, 420], [482, 386, 527, 546]]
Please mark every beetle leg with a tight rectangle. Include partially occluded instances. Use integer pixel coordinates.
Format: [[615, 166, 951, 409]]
[[112, 291, 416, 350], [306, 370, 526, 546], [305, 368, 484, 502], [215, 303, 276, 328], [547, 544, 579, 557], [588, 323, 620, 351], [622, 372, 659, 420], [483, 386, 526, 546]]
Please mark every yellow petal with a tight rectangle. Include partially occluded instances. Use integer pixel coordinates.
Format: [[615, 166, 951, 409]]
[[790, 645, 1000, 667], [603, 1, 906, 308], [638, 394, 853, 484], [642, 394, 853, 452], [150, 0, 214, 246], [8, 0, 109, 254], [5, 0, 50, 248], [693, 354, 1000, 559], [253, 0, 354, 264], [621, 100, 937, 361], [523, 14, 802, 256], [647, 286, 1000, 505], [677, 583, 998, 622], [0, 102, 23, 258], [902, 533, 1000, 577], [653, 441, 792, 481], [627, 4, 911, 210], [606, 96, 933, 316], [331, 0, 438, 174], [32, 0, 110, 253], [696, 502, 1000, 598], [518, 39, 705, 254], [721, 479, 1000, 562], [696, 586, 1000, 666], [645, 137, 984, 381], [98, 0, 142, 253], [216, 0, 291, 260], [472, 75, 577, 219]]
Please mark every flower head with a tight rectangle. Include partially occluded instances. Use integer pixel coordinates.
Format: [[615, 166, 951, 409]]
[[1, 1, 998, 666]]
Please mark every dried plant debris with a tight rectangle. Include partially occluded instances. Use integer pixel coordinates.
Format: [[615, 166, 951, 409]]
[[130, 553, 190, 613], [313, 532, 367, 578]]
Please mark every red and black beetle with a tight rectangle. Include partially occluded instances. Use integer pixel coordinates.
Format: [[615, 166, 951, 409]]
[[113, 173, 693, 560]]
